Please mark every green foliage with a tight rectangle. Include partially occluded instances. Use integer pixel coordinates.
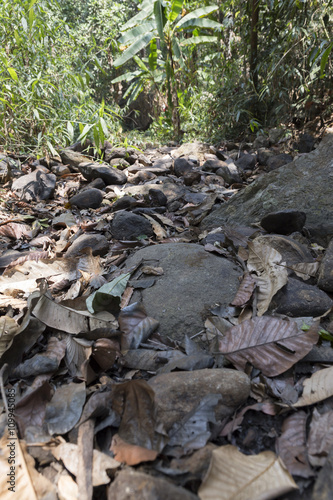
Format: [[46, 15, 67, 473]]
[[0, 0, 124, 154], [113, 0, 223, 137]]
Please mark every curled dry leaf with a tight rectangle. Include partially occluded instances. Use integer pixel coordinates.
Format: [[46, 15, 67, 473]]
[[143, 214, 168, 240], [110, 434, 158, 466], [52, 443, 120, 486], [119, 302, 159, 351], [276, 411, 313, 477], [198, 445, 297, 500], [91, 338, 120, 370], [0, 222, 32, 239], [230, 272, 256, 306], [308, 408, 333, 467], [141, 265, 164, 276], [218, 316, 319, 377], [86, 272, 130, 314], [290, 262, 319, 280], [247, 238, 288, 316], [293, 366, 333, 407]]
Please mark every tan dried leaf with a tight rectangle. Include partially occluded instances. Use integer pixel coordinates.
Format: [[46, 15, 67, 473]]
[[247, 239, 288, 316], [143, 214, 167, 240], [290, 262, 319, 280], [198, 445, 297, 500], [293, 366, 333, 407]]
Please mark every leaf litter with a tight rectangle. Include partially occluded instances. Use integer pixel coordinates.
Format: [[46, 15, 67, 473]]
[[0, 143, 333, 500]]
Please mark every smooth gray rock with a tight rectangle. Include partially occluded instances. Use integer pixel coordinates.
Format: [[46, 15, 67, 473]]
[[173, 157, 193, 177], [318, 239, 333, 292], [108, 470, 199, 500], [235, 153, 256, 171], [59, 149, 92, 168], [111, 195, 138, 212], [202, 159, 226, 173], [111, 212, 154, 240], [124, 181, 186, 205], [266, 153, 293, 171], [11, 170, 56, 202], [78, 162, 127, 185], [124, 243, 241, 341], [271, 277, 332, 317], [149, 368, 251, 431], [216, 164, 241, 184], [69, 188, 103, 209], [257, 148, 274, 166], [65, 234, 109, 257], [201, 128, 333, 231], [260, 210, 306, 234]]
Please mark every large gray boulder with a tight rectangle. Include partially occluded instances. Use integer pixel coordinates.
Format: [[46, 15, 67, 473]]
[[124, 243, 241, 342], [201, 129, 333, 241]]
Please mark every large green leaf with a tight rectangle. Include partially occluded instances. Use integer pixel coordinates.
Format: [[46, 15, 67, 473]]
[[127, 80, 144, 105], [121, 3, 154, 31], [114, 32, 154, 67], [7, 67, 18, 82], [177, 17, 222, 30], [176, 5, 218, 29], [169, 0, 183, 22], [172, 37, 184, 68], [181, 35, 218, 46], [86, 273, 130, 314], [149, 38, 158, 70], [133, 55, 149, 72], [154, 0, 166, 45], [320, 41, 333, 77], [111, 71, 141, 84], [77, 123, 94, 142], [118, 21, 156, 46]]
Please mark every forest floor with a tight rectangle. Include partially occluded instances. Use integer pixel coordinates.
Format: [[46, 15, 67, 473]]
[[0, 123, 333, 500]]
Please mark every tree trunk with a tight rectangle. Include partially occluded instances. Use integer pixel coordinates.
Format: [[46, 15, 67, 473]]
[[250, 0, 259, 92]]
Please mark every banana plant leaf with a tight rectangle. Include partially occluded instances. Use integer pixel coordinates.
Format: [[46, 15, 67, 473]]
[[114, 32, 155, 67]]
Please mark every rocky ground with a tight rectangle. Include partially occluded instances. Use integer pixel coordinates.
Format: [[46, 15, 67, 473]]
[[0, 127, 333, 500]]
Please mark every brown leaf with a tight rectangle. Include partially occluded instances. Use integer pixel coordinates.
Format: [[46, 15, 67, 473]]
[[290, 262, 319, 280], [218, 316, 319, 376], [231, 272, 256, 306], [15, 381, 53, 437], [276, 412, 313, 477], [91, 338, 120, 370], [110, 434, 158, 466], [308, 408, 333, 467], [0, 222, 32, 240], [119, 303, 159, 351], [112, 380, 157, 449]]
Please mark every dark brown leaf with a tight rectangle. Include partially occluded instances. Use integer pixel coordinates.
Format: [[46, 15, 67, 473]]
[[218, 316, 319, 376], [15, 381, 53, 437], [119, 303, 159, 351], [91, 338, 120, 370]]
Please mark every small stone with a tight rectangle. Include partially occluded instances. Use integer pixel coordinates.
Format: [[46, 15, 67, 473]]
[[235, 154, 256, 171], [269, 128, 284, 144], [293, 133, 316, 153], [65, 234, 109, 257], [253, 135, 269, 150], [257, 148, 274, 166], [109, 158, 130, 169], [261, 210, 306, 234], [202, 159, 226, 173], [51, 164, 71, 176], [148, 188, 168, 206], [11, 170, 56, 202], [216, 164, 241, 184], [59, 149, 92, 169], [149, 369, 250, 431], [108, 469, 199, 500], [318, 239, 333, 292], [86, 178, 106, 190], [271, 277, 333, 317], [174, 158, 193, 177], [183, 170, 201, 186], [78, 162, 127, 185], [69, 188, 103, 209], [111, 211, 154, 240], [216, 150, 226, 161], [111, 196, 137, 212], [128, 170, 156, 185], [266, 153, 293, 171]]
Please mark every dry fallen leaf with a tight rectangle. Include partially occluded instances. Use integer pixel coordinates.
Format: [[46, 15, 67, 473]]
[[110, 434, 158, 466], [218, 316, 318, 376], [276, 411, 313, 477], [308, 408, 333, 467], [293, 366, 333, 407], [231, 272, 256, 306], [198, 445, 297, 500], [247, 238, 288, 316], [290, 262, 319, 280]]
